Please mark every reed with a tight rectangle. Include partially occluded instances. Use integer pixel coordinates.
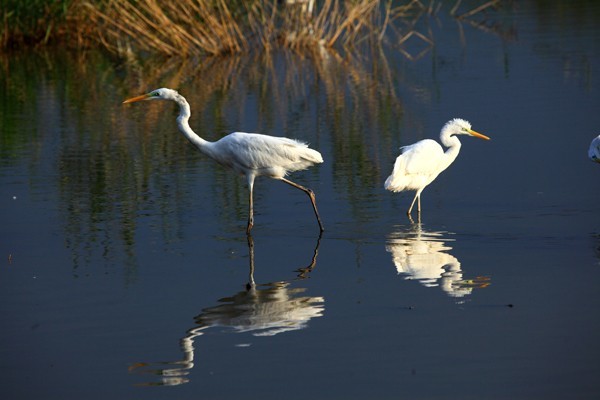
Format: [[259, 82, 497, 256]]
[[1, 0, 507, 57], [85, 0, 248, 56], [1, 0, 71, 48], [85, 0, 406, 57]]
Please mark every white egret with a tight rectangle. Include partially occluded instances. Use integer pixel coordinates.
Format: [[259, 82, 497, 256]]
[[384, 118, 490, 218], [123, 88, 324, 233], [589, 134, 600, 163]]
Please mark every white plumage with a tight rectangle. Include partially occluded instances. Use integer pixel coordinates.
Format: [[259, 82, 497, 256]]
[[589, 134, 600, 163], [123, 88, 324, 233], [385, 118, 490, 219], [208, 131, 322, 178]]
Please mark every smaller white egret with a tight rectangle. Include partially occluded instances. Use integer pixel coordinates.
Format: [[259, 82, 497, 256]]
[[384, 118, 490, 219], [589, 135, 600, 163], [123, 88, 324, 233]]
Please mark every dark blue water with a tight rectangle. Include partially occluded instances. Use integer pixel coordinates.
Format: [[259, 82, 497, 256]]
[[1, 1, 600, 399]]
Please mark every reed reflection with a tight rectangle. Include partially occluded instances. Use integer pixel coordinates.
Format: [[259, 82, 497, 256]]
[[386, 224, 489, 298], [129, 234, 324, 386], [0, 1, 521, 270]]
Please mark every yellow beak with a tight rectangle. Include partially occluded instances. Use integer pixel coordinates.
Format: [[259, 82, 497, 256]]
[[122, 93, 151, 104], [468, 129, 491, 140]]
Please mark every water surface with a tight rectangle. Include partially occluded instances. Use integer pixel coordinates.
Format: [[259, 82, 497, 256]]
[[1, 1, 600, 399]]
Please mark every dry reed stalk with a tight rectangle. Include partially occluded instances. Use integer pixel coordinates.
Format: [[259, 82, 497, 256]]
[[244, 1, 278, 51], [85, 0, 408, 57], [279, 0, 390, 52], [85, 0, 506, 59], [452, 0, 501, 18], [85, 0, 248, 56]]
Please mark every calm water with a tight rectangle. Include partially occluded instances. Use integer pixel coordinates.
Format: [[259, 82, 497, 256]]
[[1, 1, 600, 399]]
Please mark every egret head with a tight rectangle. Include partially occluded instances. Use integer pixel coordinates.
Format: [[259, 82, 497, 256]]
[[123, 88, 179, 104], [443, 118, 490, 140]]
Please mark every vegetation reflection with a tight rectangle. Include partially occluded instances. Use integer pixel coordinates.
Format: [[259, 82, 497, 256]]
[[3, 0, 587, 271]]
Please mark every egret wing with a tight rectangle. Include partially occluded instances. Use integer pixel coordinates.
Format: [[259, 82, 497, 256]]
[[215, 132, 322, 176], [401, 139, 445, 176]]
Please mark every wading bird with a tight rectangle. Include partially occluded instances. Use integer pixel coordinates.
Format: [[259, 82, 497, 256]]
[[384, 118, 490, 219], [123, 88, 324, 233], [589, 134, 600, 163]]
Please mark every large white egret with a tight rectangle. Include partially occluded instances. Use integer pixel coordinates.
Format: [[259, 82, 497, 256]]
[[123, 88, 324, 233], [384, 118, 490, 218], [589, 134, 600, 163]]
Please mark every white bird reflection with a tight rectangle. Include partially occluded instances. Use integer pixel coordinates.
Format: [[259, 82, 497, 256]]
[[129, 234, 324, 386], [386, 224, 490, 298]]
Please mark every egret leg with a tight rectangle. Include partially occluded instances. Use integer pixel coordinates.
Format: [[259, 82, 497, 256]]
[[247, 178, 255, 234], [280, 178, 324, 232], [246, 233, 255, 290], [407, 192, 419, 217]]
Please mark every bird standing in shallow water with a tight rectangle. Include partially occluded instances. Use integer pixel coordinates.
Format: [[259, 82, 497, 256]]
[[384, 118, 490, 220], [123, 88, 324, 234], [589, 134, 600, 163]]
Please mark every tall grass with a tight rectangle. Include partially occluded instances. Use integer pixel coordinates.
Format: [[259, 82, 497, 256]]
[[85, 0, 248, 56], [85, 0, 402, 57], [2, 0, 69, 48], [1, 0, 506, 56]]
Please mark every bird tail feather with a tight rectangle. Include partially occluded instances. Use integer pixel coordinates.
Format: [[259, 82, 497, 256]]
[[384, 152, 409, 192]]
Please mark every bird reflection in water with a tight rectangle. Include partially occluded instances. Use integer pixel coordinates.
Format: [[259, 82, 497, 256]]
[[386, 224, 490, 298], [129, 234, 324, 386]]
